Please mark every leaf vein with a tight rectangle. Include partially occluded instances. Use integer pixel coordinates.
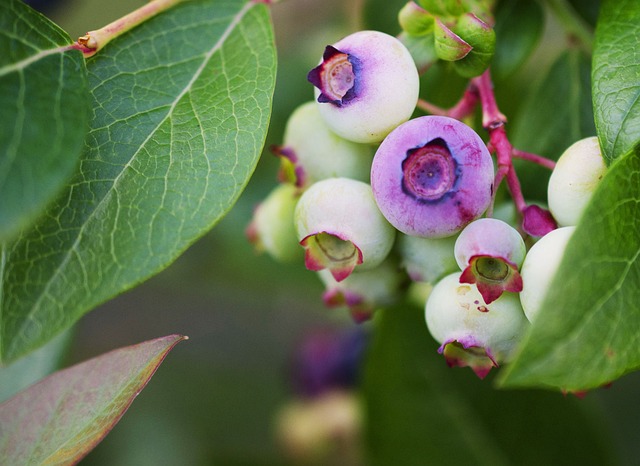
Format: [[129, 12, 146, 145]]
[[7, 0, 256, 356]]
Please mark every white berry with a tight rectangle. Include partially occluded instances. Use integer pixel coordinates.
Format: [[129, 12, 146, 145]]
[[520, 226, 576, 322], [547, 137, 606, 227]]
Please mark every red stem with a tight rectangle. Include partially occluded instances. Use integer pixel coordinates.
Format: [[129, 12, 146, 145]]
[[512, 149, 556, 170], [417, 99, 447, 116], [472, 71, 506, 128], [473, 70, 528, 215], [417, 83, 480, 120], [420, 69, 555, 224]]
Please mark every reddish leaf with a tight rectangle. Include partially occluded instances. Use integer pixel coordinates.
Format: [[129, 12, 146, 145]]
[[0, 334, 187, 465]]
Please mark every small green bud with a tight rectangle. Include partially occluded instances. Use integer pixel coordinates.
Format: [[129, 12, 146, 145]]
[[434, 18, 472, 61], [399, 2, 435, 36], [461, 0, 495, 24], [451, 13, 496, 78], [417, 0, 465, 17]]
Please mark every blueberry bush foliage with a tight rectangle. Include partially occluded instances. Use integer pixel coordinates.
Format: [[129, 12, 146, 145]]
[[0, 0, 639, 464]]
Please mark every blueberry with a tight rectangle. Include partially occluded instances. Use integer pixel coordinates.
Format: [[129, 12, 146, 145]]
[[308, 31, 420, 143], [371, 115, 494, 238]]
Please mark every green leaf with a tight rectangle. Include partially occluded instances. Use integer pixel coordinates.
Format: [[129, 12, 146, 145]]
[[592, 0, 640, 164], [492, 0, 544, 81], [511, 50, 595, 201], [0, 0, 89, 241], [0, 0, 276, 364], [363, 302, 617, 465], [0, 334, 186, 465], [499, 145, 640, 391]]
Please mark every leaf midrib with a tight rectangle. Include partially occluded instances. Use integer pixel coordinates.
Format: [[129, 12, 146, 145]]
[[4, 1, 256, 359]]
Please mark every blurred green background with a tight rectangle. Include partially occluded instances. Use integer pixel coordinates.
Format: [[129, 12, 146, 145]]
[[12, 0, 640, 464]]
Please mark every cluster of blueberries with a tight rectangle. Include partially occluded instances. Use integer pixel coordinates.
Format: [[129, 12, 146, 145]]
[[247, 29, 606, 378]]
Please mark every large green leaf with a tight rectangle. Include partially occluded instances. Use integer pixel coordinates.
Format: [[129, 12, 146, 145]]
[[0, 334, 186, 465], [592, 0, 640, 164], [499, 145, 640, 391], [0, 0, 276, 364], [363, 302, 616, 465], [510, 50, 595, 201], [0, 0, 89, 241]]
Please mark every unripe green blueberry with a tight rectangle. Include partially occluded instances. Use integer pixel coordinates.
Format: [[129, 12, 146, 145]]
[[454, 218, 526, 304], [547, 136, 606, 227], [307, 30, 420, 143], [319, 258, 404, 322], [520, 226, 576, 322], [246, 183, 302, 263], [273, 102, 374, 188], [425, 272, 529, 378], [397, 233, 458, 283], [295, 178, 396, 281]]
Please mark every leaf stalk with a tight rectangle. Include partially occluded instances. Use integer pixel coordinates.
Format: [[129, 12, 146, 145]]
[[72, 0, 186, 57]]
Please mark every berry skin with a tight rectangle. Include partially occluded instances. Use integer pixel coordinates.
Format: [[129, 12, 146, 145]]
[[272, 101, 373, 188], [371, 115, 494, 238], [295, 178, 396, 281], [397, 233, 458, 283], [319, 258, 404, 323], [454, 218, 526, 304], [547, 136, 607, 227], [246, 183, 302, 263], [425, 272, 529, 378], [519, 226, 576, 322], [308, 30, 420, 144], [521, 204, 557, 238]]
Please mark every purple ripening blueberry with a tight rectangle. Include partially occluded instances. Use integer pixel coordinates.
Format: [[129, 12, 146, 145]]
[[371, 115, 494, 238], [307, 30, 420, 144]]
